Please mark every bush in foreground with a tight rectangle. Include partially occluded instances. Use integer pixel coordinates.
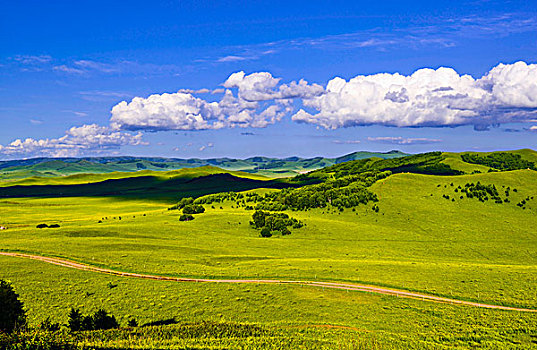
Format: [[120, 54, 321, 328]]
[[0, 279, 26, 333]]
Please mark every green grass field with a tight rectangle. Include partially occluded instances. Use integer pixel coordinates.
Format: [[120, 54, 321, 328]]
[[1, 153, 536, 348]]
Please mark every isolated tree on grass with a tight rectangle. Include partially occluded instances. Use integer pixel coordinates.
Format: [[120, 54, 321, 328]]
[[92, 309, 119, 330], [67, 308, 83, 332], [0, 280, 26, 333]]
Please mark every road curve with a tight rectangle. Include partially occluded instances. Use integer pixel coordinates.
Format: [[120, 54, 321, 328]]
[[1, 252, 535, 313]]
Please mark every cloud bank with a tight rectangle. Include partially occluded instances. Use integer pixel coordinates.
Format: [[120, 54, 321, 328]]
[[0, 124, 145, 157], [293, 61, 537, 130], [2, 61, 537, 157], [110, 71, 322, 131], [110, 62, 537, 134]]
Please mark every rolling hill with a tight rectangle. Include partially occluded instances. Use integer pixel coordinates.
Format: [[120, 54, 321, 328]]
[[0, 150, 408, 180], [0, 149, 536, 349]]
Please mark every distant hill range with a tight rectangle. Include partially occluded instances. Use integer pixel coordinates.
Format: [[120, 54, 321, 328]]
[[0, 150, 408, 179]]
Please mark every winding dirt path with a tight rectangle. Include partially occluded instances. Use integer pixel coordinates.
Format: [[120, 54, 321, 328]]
[[1, 251, 535, 313]]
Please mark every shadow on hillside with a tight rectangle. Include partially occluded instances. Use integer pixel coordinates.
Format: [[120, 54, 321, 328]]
[[0, 173, 298, 202]]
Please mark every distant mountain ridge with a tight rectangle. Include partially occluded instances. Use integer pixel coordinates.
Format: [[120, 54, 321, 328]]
[[0, 151, 409, 179]]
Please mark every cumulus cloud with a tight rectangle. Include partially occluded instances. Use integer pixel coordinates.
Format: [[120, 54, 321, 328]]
[[110, 71, 322, 131], [0, 124, 145, 158], [367, 137, 442, 145], [223, 71, 324, 101], [293, 61, 537, 130]]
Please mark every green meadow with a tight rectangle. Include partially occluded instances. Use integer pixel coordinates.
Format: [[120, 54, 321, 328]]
[[0, 151, 536, 348]]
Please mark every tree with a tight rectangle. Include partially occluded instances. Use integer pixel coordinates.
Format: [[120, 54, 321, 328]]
[[0, 280, 26, 333], [67, 308, 83, 332], [92, 309, 119, 330], [260, 227, 272, 237], [251, 210, 266, 228]]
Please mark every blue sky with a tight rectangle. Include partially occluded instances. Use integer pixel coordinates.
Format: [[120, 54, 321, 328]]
[[1, 0, 536, 159]]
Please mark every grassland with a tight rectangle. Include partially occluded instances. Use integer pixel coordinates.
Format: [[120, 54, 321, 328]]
[[0, 153, 536, 348]]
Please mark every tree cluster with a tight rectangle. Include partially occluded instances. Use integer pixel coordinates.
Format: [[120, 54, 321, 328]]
[[461, 152, 536, 171], [182, 204, 205, 215], [254, 171, 387, 212], [250, 210, 303, 237], [516, 196, 534, 209], [67, 308, 119, 332], [440, 182, 532, 207]]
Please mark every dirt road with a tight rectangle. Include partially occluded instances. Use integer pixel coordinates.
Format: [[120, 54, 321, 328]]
[[1, 251, 535, 312]]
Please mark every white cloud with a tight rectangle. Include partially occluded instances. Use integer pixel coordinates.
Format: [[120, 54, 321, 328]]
[[293, 61, 537, 130], [367, 137, 442, 145], [110, 71, 321, 131], [223, 71, 323, 101], [110, 92, 226, 131], [0, 124, 145, 158]]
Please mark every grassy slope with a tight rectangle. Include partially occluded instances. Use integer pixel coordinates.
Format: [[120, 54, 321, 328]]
[[1, 171, 535, 308], [2, 256, 535, 349], [1, 154, 536, 348]]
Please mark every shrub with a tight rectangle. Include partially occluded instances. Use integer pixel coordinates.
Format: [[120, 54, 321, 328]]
[[260, 227, 272, 237], [91, 309, 119, 330], [0, 280, 26, 333], [67, 308, 83, 332], [127, 318, 138, 327], [183, 204, 205, 214], [39, 317, 61, 332], [280, 227, 291, 236], [179, 214, 194, 221], [142, 318, 178, 327]]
